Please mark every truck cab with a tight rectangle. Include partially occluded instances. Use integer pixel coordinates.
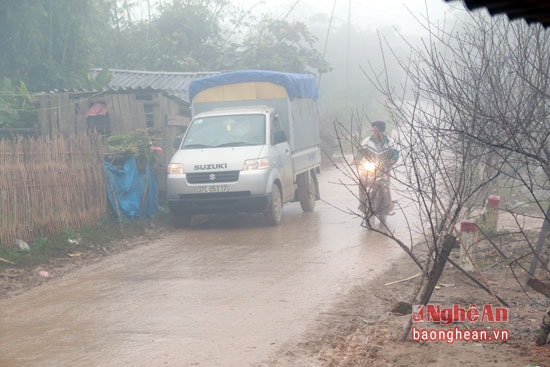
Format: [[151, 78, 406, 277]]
[[167, 106, 295, 226]]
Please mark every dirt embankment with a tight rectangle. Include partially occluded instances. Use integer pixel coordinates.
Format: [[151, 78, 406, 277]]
[[259, 230, 550, 367]]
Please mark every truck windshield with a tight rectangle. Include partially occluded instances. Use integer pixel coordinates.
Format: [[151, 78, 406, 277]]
[[181, 114, 266, 149]]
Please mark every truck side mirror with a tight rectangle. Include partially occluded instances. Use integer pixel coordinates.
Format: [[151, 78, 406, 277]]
[[272, 130, 287, 145], [173, 135, 183, 149]]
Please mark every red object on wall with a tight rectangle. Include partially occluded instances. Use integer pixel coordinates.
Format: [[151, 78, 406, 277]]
[[85, 103, 108, 118]]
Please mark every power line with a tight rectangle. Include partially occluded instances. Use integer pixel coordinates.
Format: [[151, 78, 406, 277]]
[[283, 0, 300, 21], [318, 0, 337, 89]]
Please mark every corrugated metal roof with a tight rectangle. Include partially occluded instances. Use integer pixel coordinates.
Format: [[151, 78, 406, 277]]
[[91, 69, 221, 102], [445, 0, 550, 27]]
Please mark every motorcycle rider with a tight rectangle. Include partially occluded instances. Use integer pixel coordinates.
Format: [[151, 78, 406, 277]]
[[354, 120, 399, 216]]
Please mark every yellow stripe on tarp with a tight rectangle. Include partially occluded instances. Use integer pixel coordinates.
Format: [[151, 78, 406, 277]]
[[193, 82, 288, 102]]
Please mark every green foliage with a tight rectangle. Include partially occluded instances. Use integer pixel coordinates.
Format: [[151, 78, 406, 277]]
[[0, 78, 38, 128], [87, 68, 113, 90], [0, 0, 110, 91], [107, 129, 160, 169], [0, 236, 68, 269], [89, 1, 330, 74], [155, 0, 225, 70], [0, 0, 330, 90], [0, 214, 174, 270], [233, 17, 331, 74], [102, 0, 230, 71]]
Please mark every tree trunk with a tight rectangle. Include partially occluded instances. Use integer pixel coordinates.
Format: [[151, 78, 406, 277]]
[[418, 234, 456, 305], [536, 306, 550, 346], [402, 234, 456, 341], [527, 277, 550, 298]]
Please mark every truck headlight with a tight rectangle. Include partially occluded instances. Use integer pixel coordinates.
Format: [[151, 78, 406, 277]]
[[243, 158, 270, 171], [167, 163, 184, 174]]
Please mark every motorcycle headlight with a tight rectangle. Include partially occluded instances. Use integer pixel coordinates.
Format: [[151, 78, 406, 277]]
[[167, 163, 184, 174], [361, 160, 377, 172]]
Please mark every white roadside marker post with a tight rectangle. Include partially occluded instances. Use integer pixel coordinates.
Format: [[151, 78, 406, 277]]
[[486, 195, 501, 232], [460, 220, 477, 272]]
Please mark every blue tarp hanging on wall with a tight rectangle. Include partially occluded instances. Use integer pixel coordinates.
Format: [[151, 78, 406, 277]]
[[103, 157, 162, 219]]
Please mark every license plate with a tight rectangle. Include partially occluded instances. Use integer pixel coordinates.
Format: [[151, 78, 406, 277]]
[[197, 185, 229, 193]]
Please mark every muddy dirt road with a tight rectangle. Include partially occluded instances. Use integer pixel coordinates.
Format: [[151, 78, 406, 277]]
[[0, 166, 406, 367]]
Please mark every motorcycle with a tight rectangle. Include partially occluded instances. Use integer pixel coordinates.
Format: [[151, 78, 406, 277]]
[[356, 144, 393, 227]]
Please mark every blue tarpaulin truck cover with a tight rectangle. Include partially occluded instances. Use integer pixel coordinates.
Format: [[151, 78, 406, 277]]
[[189, 70, 319, 101]]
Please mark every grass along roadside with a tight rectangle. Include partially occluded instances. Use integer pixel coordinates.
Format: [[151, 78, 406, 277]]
[[0, 212, 174, 271]]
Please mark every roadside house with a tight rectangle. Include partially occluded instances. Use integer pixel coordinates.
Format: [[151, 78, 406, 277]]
[[35, 69, 220, 191]]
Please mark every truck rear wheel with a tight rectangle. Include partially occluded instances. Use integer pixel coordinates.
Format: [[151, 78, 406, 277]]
[[298, 171, 317, 212], [264, 184, 282, 226]]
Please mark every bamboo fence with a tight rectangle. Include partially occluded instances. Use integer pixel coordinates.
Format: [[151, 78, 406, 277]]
[[0, 134, 107, 249]]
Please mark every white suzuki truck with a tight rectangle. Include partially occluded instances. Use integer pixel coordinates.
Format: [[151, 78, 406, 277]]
[[167, 70, 321, 226]]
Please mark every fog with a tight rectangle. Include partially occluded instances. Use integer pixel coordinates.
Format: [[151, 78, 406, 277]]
[[233, 0, 465, 127], [138, 0, 469, 129], [234, 0, 453, 35]]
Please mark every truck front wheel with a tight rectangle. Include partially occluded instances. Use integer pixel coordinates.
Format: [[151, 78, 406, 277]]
[[264, 184, 282, 226]]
